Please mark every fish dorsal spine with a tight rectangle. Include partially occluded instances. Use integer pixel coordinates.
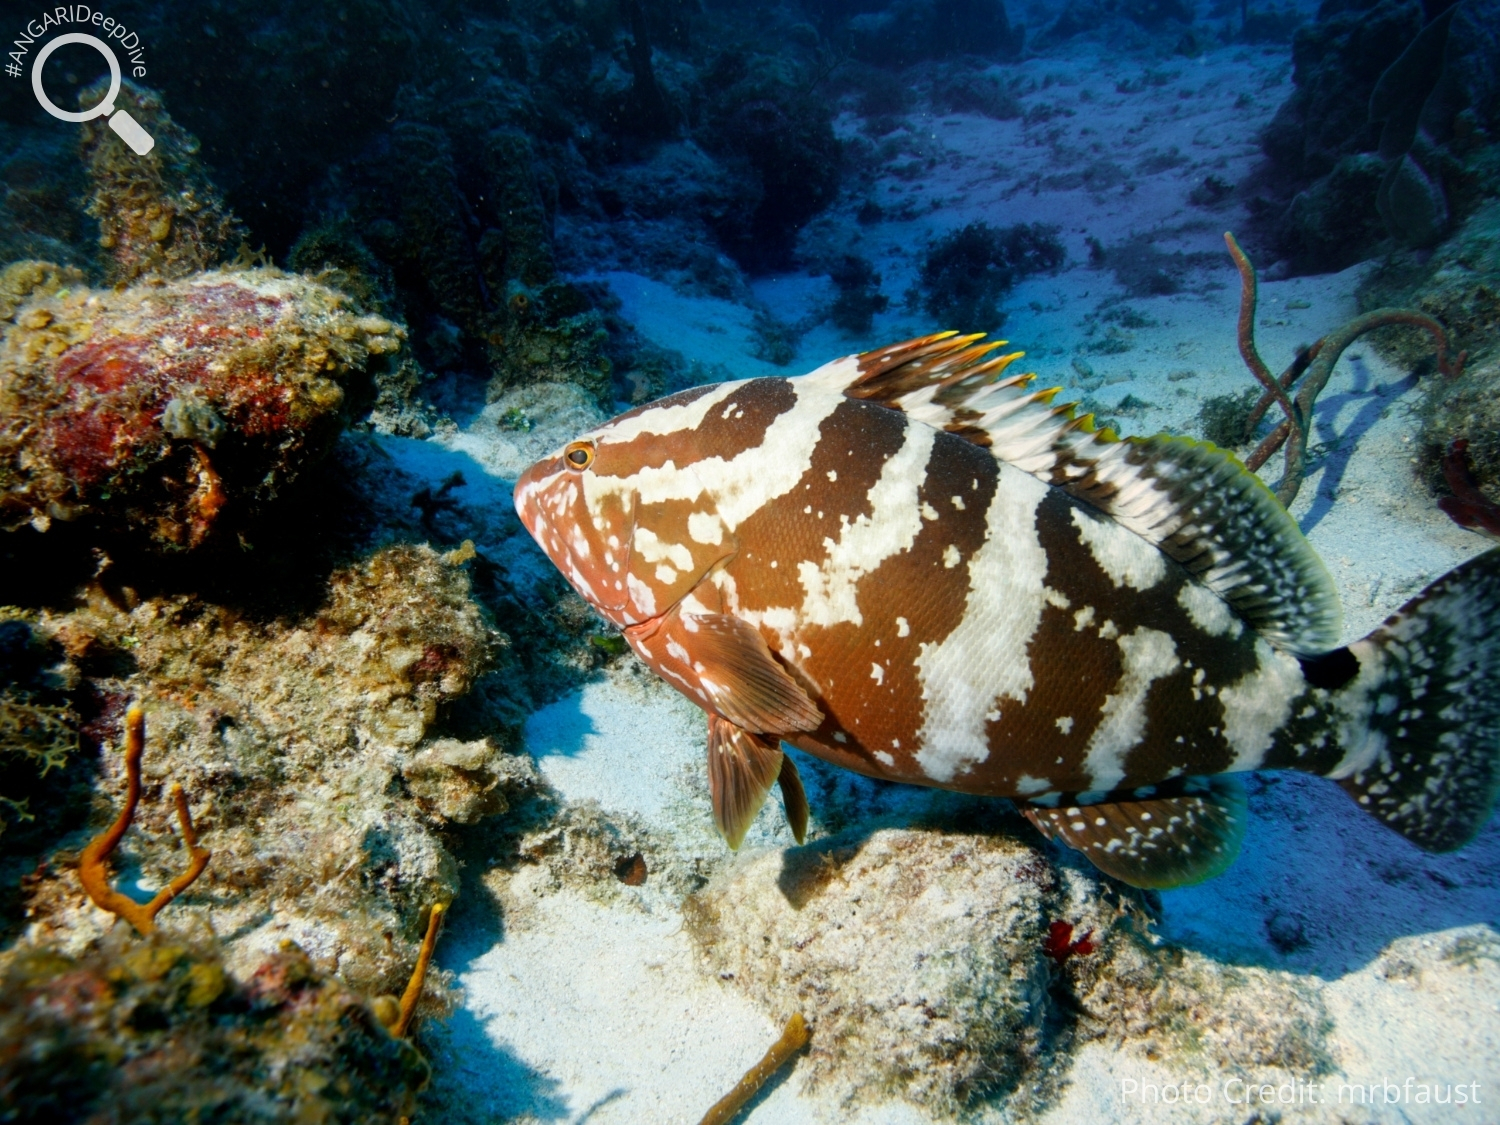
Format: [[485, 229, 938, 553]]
[[829, 332, 1342, 656]]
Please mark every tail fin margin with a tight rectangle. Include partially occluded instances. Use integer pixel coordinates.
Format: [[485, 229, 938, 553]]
[[1335, 548, 1500, 851]]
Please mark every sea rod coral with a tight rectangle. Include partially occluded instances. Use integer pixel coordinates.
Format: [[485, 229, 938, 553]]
[[76, 706, 210, 936], [1223, 231, 1462, 506]]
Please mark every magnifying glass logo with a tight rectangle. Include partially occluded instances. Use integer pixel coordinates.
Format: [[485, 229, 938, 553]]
[[31, 33, 154, 156]]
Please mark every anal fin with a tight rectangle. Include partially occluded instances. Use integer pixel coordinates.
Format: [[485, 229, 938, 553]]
[[708, 715, 809, 849], [1023, 775, 1246, 889]]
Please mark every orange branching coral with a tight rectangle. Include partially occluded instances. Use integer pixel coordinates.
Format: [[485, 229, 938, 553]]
[[1223, 232, 1465, 507], [77, 706, 211, 935], [697, 1013, 810, 1125], [389, 902, 446, 1039]]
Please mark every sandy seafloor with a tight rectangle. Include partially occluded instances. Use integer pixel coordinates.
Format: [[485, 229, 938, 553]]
[[375, 36, 1499, 1125]]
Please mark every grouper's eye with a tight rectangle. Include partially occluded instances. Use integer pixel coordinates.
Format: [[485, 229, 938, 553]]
[[564, 440, 595, 470]]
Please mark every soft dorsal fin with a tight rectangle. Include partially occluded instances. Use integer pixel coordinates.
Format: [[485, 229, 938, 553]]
[[840, 333, 1342, 656]]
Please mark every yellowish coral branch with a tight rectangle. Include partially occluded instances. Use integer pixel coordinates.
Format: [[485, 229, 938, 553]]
[[698, 1012, 810, 1125], [391, 902, 446, 1038], [77, 705, 211, 935]]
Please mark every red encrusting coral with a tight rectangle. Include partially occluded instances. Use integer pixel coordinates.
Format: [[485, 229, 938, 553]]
[[0, 270, 404, 549], [1439, 439, 1500, 537], [1043, 920, 1096, 965]]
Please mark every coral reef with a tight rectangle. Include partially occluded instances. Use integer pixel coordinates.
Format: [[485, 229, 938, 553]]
[[828, 254, 891, 334], [558, 141, 758, 300], [916, 221, 1065, 332], [1087, 231, 1220, 299], [814, 0, 1024, 65], [1197, 386, 1262, 449], [0, 267, 402, 549], [403, 737, 535, 826], [0, 617, 78, 842], [699, 55, 844, 273], [928, 68, 1024, 120], [685, 824, 1056, 1112], [79, 81, 245, 285], [319, 122, 614, 405], [1068, 929, 1331, 1072], [1034, 0, 1194, 49], [1257, 0, 1500, 273], [0, 933, 429, 1123], [1438, 440, 1500, 538], [15, 543, 507, 1003], [685, 817, 1331, 1114], [0, 123, 90, 270], [1419, 359, 1500, 517], [0, 260, 85, 325], [1357, 200, 1500, 505], [111, 0, 438, 257]]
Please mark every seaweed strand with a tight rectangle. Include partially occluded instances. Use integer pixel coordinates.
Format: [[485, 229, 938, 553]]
[[698, 1012, 810, 1125], [77, 706, 211, 935]]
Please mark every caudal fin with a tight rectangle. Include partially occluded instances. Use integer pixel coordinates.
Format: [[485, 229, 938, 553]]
[[1333, 548, 1500, 851]]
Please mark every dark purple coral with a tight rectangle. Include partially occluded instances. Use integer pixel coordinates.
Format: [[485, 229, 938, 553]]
[[1439, 439, 1500, 537]]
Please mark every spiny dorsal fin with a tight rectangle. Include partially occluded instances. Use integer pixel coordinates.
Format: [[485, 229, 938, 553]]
[[843, 333, 1342, 656], [1023, 775, 1247, 889]]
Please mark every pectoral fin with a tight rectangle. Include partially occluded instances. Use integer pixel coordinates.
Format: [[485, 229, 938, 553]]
[[682, 612, 822, 734], [707, 714, 784, 850], [1022, 775, 1246, 889]]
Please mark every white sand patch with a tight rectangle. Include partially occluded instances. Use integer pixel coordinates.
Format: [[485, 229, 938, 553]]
[[581, 269, 793, 379]]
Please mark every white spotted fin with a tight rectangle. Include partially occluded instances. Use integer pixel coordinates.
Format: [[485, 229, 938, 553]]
[[1333, 548, 1500, 852], [707, 715, 810, 849], [1024, 775, 1247, 889], [843, 332, 1341, 656]]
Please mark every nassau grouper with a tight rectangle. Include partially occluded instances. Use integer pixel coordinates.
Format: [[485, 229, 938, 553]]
[[514, 332, 1500, 888]]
